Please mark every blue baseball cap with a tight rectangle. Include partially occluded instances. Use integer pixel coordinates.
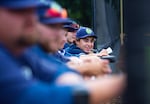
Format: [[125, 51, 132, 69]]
[[63, 20, 80, 32], [76, 27, 97, 39], [37, 1, 71, 24], [0, 0, 43, 9]]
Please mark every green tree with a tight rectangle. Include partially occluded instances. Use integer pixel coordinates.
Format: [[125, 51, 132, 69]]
[[55, 0, 92, 27]]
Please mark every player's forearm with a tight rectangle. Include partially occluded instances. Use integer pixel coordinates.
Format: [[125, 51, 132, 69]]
[[85, 75, 125, 104], [56, 72, 84, 85]]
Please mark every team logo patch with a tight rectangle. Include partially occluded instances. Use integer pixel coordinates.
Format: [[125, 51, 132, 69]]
[[86, 28, 92, 34]]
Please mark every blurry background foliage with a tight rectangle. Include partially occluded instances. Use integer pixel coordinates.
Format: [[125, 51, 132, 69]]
[[55, 0, 120, 28], [55, 0, 93, 27]]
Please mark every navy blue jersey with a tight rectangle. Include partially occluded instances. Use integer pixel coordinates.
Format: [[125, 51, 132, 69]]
[[53, 51, 70, 63], [21, 45, 79, 82], [65, 44, 87, 57], [63, 42, 72, 49], [0, 44, 77, 104]]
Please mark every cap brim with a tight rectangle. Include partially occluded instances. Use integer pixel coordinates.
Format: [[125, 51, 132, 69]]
[[0, 1, 43, 9], [77, 35, 97, 39], [40, 18, 72, 24], [63, 25, 78, 32]]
